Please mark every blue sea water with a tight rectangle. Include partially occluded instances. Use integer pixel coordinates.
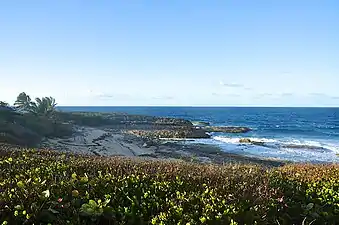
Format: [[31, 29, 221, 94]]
[[59, 107, 339, 163]]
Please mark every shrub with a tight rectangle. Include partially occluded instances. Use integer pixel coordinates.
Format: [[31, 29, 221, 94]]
[[1, 145, 339, 224], [270, 164, 339, 224]]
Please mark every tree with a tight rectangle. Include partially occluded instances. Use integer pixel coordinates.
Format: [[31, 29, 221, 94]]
[[13, 92, 58, 117], [30, 96, 57, 116], [14, 92, 32, 112], [0, 101, 9, 107]]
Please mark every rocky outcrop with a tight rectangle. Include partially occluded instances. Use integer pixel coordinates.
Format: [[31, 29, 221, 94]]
[[239, 138, 251, 143], [154, 118, 192, 126], [239, 138, 265, 146], [204, 126, 251, 133], [191, 121, 210, 127], [126, 128, 210, 139], [55, 112, 193, 127]]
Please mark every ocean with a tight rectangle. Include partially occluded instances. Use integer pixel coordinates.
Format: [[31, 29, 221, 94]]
[[59, 107, 339, 163]]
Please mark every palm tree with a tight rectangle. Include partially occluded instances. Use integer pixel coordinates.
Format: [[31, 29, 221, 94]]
[[30, 96, 57, 116], [14, 92, 32, 112], [0, 101, 9, 107]]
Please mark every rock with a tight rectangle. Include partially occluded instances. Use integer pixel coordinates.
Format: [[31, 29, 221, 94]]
[[191, 121, 210, 127], [154, 118, 192, 126], [239, 138, 251, 143], [250, 141, 265, 146], [281, 144, 326, 151], [126, 128, 210, 139], [186, 128, 210, 138], [239, 138, 265, 146], [197, 156, 212, 164], [204, 126, 251, 133]]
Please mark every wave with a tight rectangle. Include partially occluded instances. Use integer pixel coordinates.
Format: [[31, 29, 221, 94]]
[[213, 136, 277, 144], [212, 136, 339, 153], [199, 136, 339, 163]]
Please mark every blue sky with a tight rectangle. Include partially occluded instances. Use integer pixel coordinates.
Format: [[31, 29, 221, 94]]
[[0, 0, 338, 106]]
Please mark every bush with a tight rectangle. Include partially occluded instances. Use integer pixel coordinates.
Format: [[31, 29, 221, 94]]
[[1, 145, 339, 224], [270, 164, 339, 224], [0, 113, 73, 147]]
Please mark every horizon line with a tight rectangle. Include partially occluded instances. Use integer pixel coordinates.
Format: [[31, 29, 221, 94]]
[[57, 105, 339, 108]]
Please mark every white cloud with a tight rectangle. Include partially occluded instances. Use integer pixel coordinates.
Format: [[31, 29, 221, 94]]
[[219, 81, 244, 88]]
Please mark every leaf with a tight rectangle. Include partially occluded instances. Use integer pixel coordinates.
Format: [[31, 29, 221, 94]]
[[306, 203, 314, 210], [42, 190, 50, 198], [200, 217, 207, 223], [17, 181, 25, 188], [88, 200, 97, 207], [14, 205, 23, 210], [71, 173, 77, 179], [72, 190, 79, 197], [80, 176, 88, 183], [103, 198, 110, 206], [80, 204, 97, 216]]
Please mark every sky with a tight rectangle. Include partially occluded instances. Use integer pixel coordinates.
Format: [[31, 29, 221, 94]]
[[0, 0, 338, 107]]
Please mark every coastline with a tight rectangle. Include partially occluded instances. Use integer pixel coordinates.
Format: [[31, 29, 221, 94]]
[[40, 125, 285, 167], [4, 107, 337, 164]]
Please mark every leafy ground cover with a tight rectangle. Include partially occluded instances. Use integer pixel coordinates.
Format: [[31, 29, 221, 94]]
[[1, 144, 339, 225]]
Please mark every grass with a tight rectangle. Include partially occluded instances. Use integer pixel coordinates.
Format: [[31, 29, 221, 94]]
[[1, 144, 339, 224]]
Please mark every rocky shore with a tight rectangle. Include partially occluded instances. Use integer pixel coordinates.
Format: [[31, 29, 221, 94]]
[[1, 110, 284, 166], [204, 126, 251, 133], [41, 126, 284, 167]]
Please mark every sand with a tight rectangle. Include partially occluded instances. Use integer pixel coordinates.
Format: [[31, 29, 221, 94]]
[[41, 126, 285, 167], [42, 126, 155, 157]]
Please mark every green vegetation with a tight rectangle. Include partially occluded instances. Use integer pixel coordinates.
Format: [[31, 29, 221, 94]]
[[54, 111, 192, 127], [1, 145, 338, 225], [14, 92, 57, 116], [0, 101, 9, 107], [30, 96, 57, 117], [0, 93, 72, 147], [54, 111, 156, 127], [0, 92, 206, 147], [2, 93, 339, 224], [14, 92, 33, 113]]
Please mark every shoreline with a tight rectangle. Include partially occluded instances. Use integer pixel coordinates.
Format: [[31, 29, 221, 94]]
[[3, 108, 337, 165], [41, 126, 285, 167]]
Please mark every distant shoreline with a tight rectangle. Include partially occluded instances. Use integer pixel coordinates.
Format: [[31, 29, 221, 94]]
[[58, 106, 339, 109]]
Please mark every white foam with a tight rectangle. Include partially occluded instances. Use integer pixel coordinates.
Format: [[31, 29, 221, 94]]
[[282, 139, 339, 153], [213, 136, 277, 144], [207, 135, 339, 163]]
